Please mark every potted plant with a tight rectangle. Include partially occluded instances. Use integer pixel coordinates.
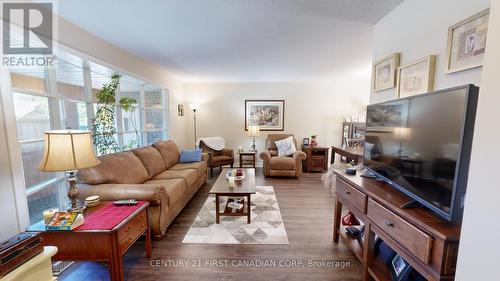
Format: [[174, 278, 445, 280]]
[[310, 135, 318, 146]]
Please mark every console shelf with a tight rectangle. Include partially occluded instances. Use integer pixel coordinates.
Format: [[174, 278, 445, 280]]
[[332, 165, 461, 281]]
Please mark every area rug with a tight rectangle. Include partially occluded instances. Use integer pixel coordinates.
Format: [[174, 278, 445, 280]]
[[182, 186, 289, 244]]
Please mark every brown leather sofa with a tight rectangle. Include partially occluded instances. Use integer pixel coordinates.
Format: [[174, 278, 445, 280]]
[[77, 140, 208, 238], [259, 134, 307, 177], [199, 140, 234, 177]]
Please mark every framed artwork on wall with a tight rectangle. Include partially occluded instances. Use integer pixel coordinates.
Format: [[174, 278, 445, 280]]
[[245, 100, 284, 131], [372, 53, 400, 92], [397, 55, 436, 98], [445, 9, 490, 74]]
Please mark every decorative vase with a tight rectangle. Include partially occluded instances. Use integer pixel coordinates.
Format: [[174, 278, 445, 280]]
[[310, 136, 318, 146]]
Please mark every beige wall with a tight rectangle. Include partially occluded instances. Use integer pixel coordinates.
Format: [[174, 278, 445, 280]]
[[456, 0, 500, 280], [370, 0, 489, 104], [184, 80, 370, 165]]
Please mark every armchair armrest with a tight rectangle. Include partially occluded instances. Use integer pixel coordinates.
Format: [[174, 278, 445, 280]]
[[221, 148, 234, 158], [292, 151, 307, 161], [260, 150, 272, 161], [77, 183, 166, 206], [201, 152, 209, 164]]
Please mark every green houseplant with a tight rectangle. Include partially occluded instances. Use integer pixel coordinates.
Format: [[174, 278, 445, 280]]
[[91, 74, 138, 155]]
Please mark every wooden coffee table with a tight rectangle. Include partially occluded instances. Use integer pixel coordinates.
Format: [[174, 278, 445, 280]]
[[209, 168, 256, 224], [27, 201, 151, 281]]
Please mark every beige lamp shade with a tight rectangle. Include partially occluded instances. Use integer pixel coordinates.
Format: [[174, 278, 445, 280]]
[[393, 127, 411, 140], [247, 125, 260, 137], [38, 130, 100, 172]]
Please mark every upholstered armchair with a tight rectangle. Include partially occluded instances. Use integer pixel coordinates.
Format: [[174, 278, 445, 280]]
[[259, 134, 307, 177], [199, 139, 234, 177]]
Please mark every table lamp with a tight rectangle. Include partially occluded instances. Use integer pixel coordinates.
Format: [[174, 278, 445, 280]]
[[247, 125, 260, 152], [38, 130, 100, 212]]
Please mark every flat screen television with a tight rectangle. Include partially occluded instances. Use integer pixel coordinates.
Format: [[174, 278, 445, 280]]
[[364, 85, 478, 223]]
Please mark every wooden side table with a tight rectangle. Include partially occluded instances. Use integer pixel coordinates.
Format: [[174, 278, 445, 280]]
[[330, 145, 364, 165], [302, 145, 329, 172], [238, 151, 257, 168], [27, 202, 151, 281]]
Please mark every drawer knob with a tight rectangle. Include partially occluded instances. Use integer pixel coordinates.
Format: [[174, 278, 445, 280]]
[[346, 191, 351, 196], [385, 220, 395, 228]]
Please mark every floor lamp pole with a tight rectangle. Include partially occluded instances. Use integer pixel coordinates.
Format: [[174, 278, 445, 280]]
[[193, 109, 197, 148]]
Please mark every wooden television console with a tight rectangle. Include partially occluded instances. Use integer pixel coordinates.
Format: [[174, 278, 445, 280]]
[[333, 168, 461, 281]]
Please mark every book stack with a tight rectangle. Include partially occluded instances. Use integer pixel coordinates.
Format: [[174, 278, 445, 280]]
[[45, 212, 85, 231]]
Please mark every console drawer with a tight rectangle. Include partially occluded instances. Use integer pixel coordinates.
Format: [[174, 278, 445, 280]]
[[336, 179, 367, 214], [367, 199, 432, 264], [118, 209, 147, 254]]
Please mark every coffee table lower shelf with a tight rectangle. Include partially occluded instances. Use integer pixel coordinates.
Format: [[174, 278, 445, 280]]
[[215, 193, 252, 224]]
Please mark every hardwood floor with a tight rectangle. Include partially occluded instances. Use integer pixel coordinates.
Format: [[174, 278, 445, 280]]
[[59, 169, 362, 281]]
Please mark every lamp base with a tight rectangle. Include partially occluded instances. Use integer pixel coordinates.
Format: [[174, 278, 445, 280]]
[[250, 137, 256, 152], [67, 171, 85, 213]]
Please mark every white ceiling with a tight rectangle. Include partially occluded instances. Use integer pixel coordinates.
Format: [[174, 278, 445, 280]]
[[58, 0, 403, 82]]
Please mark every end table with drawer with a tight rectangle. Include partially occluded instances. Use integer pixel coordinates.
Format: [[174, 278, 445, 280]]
[[27, 201, 151, 281]]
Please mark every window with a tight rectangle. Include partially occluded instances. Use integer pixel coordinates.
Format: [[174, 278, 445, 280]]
[[10, 53, 169, 224]]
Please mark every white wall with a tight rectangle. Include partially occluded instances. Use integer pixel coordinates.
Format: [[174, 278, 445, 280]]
[[184, 79, 371, 165], [456, 0, 500, 280], [370, 0, 490, 104]]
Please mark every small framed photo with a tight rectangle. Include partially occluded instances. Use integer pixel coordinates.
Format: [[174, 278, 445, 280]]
[[372, 53, 400, 92], [397, 55, 436, 98], [390, 254, 412, 281], [302, 138, 310, 146], [445, 9, 489, 74]]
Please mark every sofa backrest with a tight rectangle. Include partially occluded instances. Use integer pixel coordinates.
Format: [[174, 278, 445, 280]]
[[152, 140, 180, 169], [132, 146, 166, 179], [78, 151, 149, 184], [265, 134, 297, 152]]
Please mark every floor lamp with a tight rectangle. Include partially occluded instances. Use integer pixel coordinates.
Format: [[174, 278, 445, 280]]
[[190, 104, 200, 148]]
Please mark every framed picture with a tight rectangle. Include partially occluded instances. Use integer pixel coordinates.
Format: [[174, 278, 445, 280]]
[[302, 138, 310, 146], [397, 55, 436, 98], [245, 100, 284, 131], [390, 254, 412, 281], [177, 104, 184, 116], [366, 99, 409, 132], [445, 9, 489, 74], [372, 53, 400, 92]]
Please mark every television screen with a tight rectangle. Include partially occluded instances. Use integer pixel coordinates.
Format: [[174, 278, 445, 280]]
[[364, 85, 478, 222]]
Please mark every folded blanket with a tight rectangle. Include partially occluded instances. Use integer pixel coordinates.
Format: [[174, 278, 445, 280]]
[[198, 137, 226, 151]]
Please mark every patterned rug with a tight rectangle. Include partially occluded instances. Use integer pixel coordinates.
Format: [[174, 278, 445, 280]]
[[182, 186, 289, 244]]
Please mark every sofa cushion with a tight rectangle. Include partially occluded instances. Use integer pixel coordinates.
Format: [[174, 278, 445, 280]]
[[78, 151, 149, 184], [269, 156, 296, 170], [132, 146, 166, 179], [170, 162, 207, 176], [152, 140, 180, 169], [145, 178, 186, 206], [153, 169, 198, 188]]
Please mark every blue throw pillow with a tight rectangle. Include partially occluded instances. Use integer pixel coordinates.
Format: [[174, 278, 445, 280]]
[[179, 149, 202, 163]]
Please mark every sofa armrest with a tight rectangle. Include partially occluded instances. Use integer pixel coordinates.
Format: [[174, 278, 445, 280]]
[[77, 183, 166, 206], [292, 151, 307, 161], [260, 150, 272, 161]]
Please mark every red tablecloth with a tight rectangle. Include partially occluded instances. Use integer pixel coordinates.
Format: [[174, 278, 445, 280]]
[[76, 201, 146, 230]]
